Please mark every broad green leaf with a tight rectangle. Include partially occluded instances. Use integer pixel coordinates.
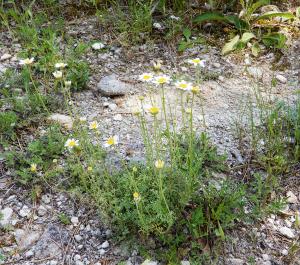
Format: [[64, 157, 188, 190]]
[[251, 42, 261, 57], [193, 12, 247, 30], [226, 15, 249, 30], [183, 27, 191, 41], [247, 0, 270, 17], [193, 12, 228, 24], [262, 32, 287, 49], [255, 12, 295, 22], [241, 32, 256, 43], [221, 35, 240, 55]]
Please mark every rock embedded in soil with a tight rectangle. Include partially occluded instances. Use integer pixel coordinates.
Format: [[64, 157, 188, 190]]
[[35, 225, 68, 259], [279, 226, 295, 239], [96, 74, 130, 97], [19, 205, 30, 218], [100, 240, 109, 249], [276, 74, 287, 84], [226, 258, 244, 265], [71, 216, 79, 225], [15, 229, 41, 250], [0, 207, 13, 226], [247, 66, 263, 80], [0, 53, 12, 61], [48, 113, 73, 130], [286, 191, 298, 204]]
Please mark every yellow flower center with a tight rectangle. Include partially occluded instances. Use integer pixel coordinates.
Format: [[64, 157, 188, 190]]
[[30, 164, 37, 172], [91, 122, 98, 129], [149, 106, 160, 115], [179, 83, 188, 89], [107, 137, 115, 145], [87, 166, 93, 171], [68, 140, 76, 147], [133, 192, 140, 199], [192, 59, 201, 64], [157, 77, 167, 84], [143, 75, 151, 80], [155, 160, 165, 169]]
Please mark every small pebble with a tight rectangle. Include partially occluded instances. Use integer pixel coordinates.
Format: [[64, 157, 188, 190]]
[[276, 74, 287, 84], [101, 240, 109, 249], [25, 250, 34, 258], [75, 234, 83, 242], [71, 216, 79, 225]]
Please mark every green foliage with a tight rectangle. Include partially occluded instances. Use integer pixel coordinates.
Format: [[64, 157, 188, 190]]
[[194, 0, 295, 55], [0, 111, 18, 140], [58, 213, 71, 225], [4, 125, 66, 185], [262, 32, 287, 49], [178, 27, 205, 52]]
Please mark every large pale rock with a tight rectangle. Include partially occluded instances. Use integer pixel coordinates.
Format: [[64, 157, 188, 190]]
[[279, 226, 295, 239], [0, 53, 12, 61], [15, 229, 41, 250], [247, 67, 263, 80], [48, 114, 73, 130], [35, 225, 68, 259], [96, 74, 130, 96]]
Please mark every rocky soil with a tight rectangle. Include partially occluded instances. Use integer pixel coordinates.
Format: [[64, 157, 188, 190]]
[[1, 15, 300, 265]]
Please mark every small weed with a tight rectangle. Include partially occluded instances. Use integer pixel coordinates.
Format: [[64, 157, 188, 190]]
[[58, 213, 71, 225], [0, 111, 18, 141]]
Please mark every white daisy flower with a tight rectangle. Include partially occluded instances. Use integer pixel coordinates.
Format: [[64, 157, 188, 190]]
[[64, 138, 79, 150], [175, 80, 192, 91], [153, 75, 171, 85], [64, 80, 72, 88], [55, 62, 67, 69], [188, 58, 206, 67], [89, 121, 99, 130], [103, 135, 119, 147], [139, 73, 154, 82], [53, 70, 63, 79], [19, 57, 34, 65]]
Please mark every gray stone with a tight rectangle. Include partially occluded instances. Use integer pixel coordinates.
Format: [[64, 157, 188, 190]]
[[41, 194, 51, 204], [19, 205, 30, 218], [226, 258, 244, 265], [286, 191, 298, 204], [181, 261, 190, 265], [48, 114, 73, 130], [0, 207, 13, 226], [15, 229, 41, 250], [276, 74, 287, 84], [247, 66, 263, 80], [35, 225, 68, 259], [279, 226, 295, 239], [0, 53, 12, 61], [108, 103, 118, 111], [96, 74, 130, 96], [25, 250, 34, 258], [113, 114, 123, 121], [71, 216, 79, 225], [37, 205, 47, 216], [100, 240, 109, 249], [74, 234, 83, 242], [262, 254, 270, 261], [99, 249, 106, 255]]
